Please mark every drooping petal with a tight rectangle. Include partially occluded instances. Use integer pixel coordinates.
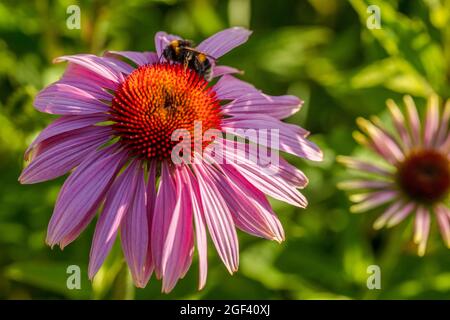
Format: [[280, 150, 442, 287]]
[[424, 95, 439, 147], [222, 114, 321, 161], [336, 156, 394, 177], [34, 82, 110, 115], [222, 93, 302, 120], [385, 202, 415, 228], [404, 95, 422, 145], [88, 161, 140, 279], [387, 99, 411, 150], [338, 179, 394, 190], [349, 190, 398, 213], [217, 163, 284, 242], [151, 162, 178, 278], [105, 51, 158, 67], [435, 99, 450, 147], [196, 27, 252, 59], [193, 162, 239, 274], [180, 166, 208, 290], [161, 167, 194, 293], [414, 206, 430, 256], [373, 201, 404, 230], [61, 62, 118, 93], [46, 147, 127, 248], [357, 117, 404, 164], [121, 162, 151, 287], [20, 126, 112, 184], [436, 205, 450, 248]]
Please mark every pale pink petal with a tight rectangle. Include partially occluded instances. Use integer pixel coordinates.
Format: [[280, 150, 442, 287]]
[[193, 162, 239, 274], [424, 95, 439, 147], [222, 93, 302, 120], [196, 27, 252, 59], [337, 156, 394, 177], [436, 205, 450, 248], [357, 117, 404, 164], [161, 167, 194, 293], [213, 75, 259, 100], [349, 190, 398, 213], [19, 126, 112, 184], [373, 201, 404, 230], [179, 166, 208, 290], [414, 206, 430, 256], [120, 162, 151, 288], [88, 161, 140, 279], [386, 202, 415, 228], [435, 99, 450, 147], [338, 180, 394, 190], [105, 51, 158, 67], [404, 95, 422, 145], [35, 82, 110, 115], [46, 147, 128, 248], [387, 99, 411, 150], [151, 162, 177, 278]]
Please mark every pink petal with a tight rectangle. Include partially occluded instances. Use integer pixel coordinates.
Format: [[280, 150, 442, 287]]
[[218, 163, 284, 242], [151, 162, 178, 278], [193, 162, 239, 274], [54, 54, 125, 84], [88, 161, 140, 279], [387, 99, 411, 150], [424, 95, 439, 147], [20, 126, 112, 184], [161, 167, 194, 293], [337, 156, 394, 177], [414, 206, 430, 256], [25, 114, 107, 159], [222, 114, 322, 161], [121, 162, 151, 287], [105, 51, 158, 67], [46, 147, 127, 248], [436, 99, 450, 147], [436, 205, 450, 248], [196, 27, 252, 59], [179, 166, 208, 290], [222, 93, 302, 120], [35, 83, 109, 115], [404, 95, 421, 145]]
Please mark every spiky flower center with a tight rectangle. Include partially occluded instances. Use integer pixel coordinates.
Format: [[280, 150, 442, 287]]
[[397, 149, 450, 203], [110, 63, 221, 160]]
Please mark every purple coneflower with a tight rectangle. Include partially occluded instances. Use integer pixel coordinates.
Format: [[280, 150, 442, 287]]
[[19, 27, 322, 292], [338, 95, 450, 256]]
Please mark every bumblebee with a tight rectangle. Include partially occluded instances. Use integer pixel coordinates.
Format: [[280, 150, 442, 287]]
[[162, 39, 215, 81]]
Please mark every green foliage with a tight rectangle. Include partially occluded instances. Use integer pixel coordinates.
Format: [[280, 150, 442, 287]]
[[0, 0, 449, 299]]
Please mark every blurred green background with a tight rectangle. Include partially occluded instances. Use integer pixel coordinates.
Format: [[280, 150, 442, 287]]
[[1, 0, 450, 299]]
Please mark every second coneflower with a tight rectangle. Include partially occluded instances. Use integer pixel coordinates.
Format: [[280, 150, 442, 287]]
[[338, 95, 450, 256]]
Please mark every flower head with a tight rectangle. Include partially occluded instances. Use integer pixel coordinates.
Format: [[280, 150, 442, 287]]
[[19, 27, 323, 292], [338, 95, 450, 256]]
